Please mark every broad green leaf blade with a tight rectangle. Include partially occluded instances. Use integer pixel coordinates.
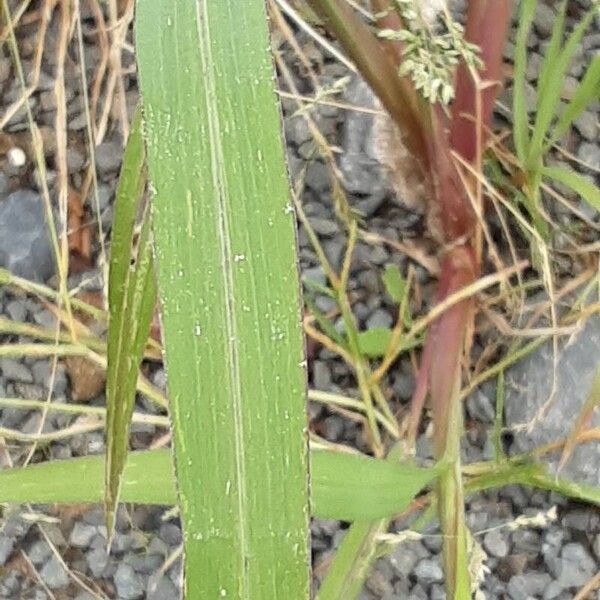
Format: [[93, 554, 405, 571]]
[[136, 1, 310, 598], [551, 54, 600, 144], [311, 450, 437, 521], [105, 110, 156, 540], [0, 450, 177, 505], [543, 165, 600, 213], [513, 0, 536, 163], [316, 519, 389, 600], [528, 8, 596, 165], [0, 450, 437, 521]]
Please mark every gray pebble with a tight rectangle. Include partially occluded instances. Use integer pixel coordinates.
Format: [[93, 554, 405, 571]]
[[5, 299, 27, 322], [553, 543, 597, 588], [159, 522, 182, 546], [27, 540, 52, 566], [69, 522, 97, 548], [147, 574, 179, 600], [366, 308, 393, 330], [543, 580, 565, 600], [414, 557, 443, 584], [114, 563, 145, 599], [0, 190, 54, 282], [574, 111, 598, 141], [306, 161, 331, 194], [466, 389, 496, 424], [40, 556, 70, 589], [312, 360, 332, 390], [95, 140, 123, 173], [507, 571, 552, 599], [0, 535, 14, 566], [0, 358, 33, 383], [86, 546, 109, 578], [67, 146, 85, 173], [483, 529, 510, 558], [533, 2, 556, 37], [323, 415, 345, 440], [308, 216, 337, 237], [285, 116, 311, 146], [578, 141, 600, 171]]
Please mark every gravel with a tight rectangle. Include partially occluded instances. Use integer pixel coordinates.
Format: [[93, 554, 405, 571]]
[[0, 190, 54, 282], [39, 556, 70, 590], [114, 563, 145, 600]]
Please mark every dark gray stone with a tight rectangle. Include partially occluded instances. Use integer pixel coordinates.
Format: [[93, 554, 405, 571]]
[[483, 529, 510, 558], [366, 308, 393, 330], [159, 523, 182, 547], [339, 78, 390, 200], [95, 140, 123, 173], [69, 522, 97, 548], [551, 543, 596, 588], [114, 563, 144, 599], [0, 190, 54, 282], [507, 571, 552, 599], [534, 3, 556, 37], [147, 574, 179, 600], [0, 358, 33, 383], [40, 556, 69, 589], [414, 558, 443, 583], [504, 315, 600, 485], [0, 535, 14, 566]]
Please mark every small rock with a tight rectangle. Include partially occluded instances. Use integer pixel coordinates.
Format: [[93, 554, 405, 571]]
[[312, 360, 332, 390], [69, 522, 96, 548], [67, 146, 85, 173], [574, 111, 598, 141], [0, 535, 14, 565], [285, 116, 311, 146], [86, 547, 108, 578], [533, 3, 556, 37], [507, 571, 552, 600], [414, 558, 444, 584], [40, 556, 69, 589], [114, 563, 144, 600], [466, 389, 496, 423], [5, 299, 27, 322], [553, 543, 596, 588], [95, 139, 123, 173], [306, 161, 330, 194], [0, 190, 54, 281], [484, 529, 510, 558], [543, 580, 565, 600], [308, 216, 337, 237], [159, 522, 183, 546], [147, 574, 179, 600], [578, 142, 600, 171], [27, 540, 51, 566], [366, 308, 393, 330], [389, 545, 419, 578], [0, 358, 33, 383]]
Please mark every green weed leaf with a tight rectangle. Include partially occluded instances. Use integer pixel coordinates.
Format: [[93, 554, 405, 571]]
[[543, 165, 600, 213]]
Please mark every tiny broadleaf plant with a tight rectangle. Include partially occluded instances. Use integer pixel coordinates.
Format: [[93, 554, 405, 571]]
[[136, 0, 310, 597], [105, 108, 156, 542]]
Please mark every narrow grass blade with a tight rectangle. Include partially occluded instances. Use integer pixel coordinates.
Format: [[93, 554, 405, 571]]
[[136, 1, 310, 598], [316, 519, 389, 600], [551, 54, 600, 144], [543, 165, 600, 213], [105, 110, 156, 541], [0, 450, 435, 521], [513, 0, 536, 163], [528, 8, 596, 165], [536, 1, 567, 111], [311, 450, 437, 521]]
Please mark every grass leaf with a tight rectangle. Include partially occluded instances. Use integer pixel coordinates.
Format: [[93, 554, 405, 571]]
[[316, 519, 389, 600], [543, 165, 600, 213], [311, 450, 437, 521], [0, 450, 438, 521], [512, 0, 537, 162], [105, 109, 156, 540], [528, 7, 596, 165], [136, 1, 310, 597], [551, 53, 600, 145]]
